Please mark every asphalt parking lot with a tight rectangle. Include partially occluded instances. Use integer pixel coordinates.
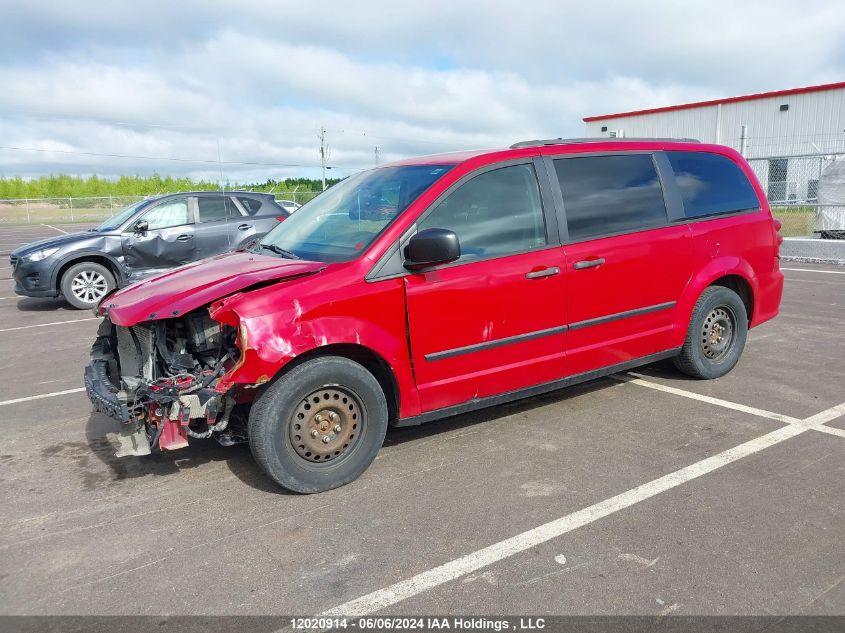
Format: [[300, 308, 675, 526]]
[[0, 223, 844, 618]]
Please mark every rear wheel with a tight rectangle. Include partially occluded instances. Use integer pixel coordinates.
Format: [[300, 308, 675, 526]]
[[248, 356, 388, 493], [673, 286, 748, 379], [60, 261, 116, 310]]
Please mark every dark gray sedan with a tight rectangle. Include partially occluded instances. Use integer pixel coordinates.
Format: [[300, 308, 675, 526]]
[[10, 191, 289, 309]]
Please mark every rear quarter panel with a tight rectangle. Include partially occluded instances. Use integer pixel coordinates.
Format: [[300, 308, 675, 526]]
[[672, 209, 783, 349]]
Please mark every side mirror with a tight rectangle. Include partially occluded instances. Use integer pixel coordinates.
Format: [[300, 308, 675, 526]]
[[133, 219, 149, 234], [403, 228, 460, 271]]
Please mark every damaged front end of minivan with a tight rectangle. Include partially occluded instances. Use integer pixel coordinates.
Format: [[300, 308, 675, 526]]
[[85, 309, 246, 457], [83, 251, 328, 457]]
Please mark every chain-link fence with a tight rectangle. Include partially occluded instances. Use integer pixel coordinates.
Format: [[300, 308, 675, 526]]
[[0, 190, 323, 225], [0, 195, 147, 225], [746, 153, 845, 238]]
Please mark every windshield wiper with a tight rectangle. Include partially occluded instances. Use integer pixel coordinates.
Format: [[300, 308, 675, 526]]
[[259, 243, 300, 259]]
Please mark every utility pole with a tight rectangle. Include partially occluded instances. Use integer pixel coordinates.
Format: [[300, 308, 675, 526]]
[[374, 145, 380, 166], [319, 126, 330, 191]]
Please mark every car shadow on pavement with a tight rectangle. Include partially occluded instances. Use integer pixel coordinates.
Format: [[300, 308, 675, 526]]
[[626, 357, 701, 382], [84, 411, 289, 495], [382, 375, 623, 448], [14, 297, 75, 312], [82, 367, 664, 496]]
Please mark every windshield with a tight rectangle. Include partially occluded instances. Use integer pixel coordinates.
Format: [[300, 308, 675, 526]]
[[96, 199, 153, 232], [258, 164, 454, 262]]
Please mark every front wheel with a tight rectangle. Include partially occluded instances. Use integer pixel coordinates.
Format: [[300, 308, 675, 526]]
[[248, 357, 388, 493], [673, 286, 748, 379], [60, 261, 116, 310]]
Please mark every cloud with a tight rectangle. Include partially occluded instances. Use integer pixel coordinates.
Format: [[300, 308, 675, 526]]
[[0, 0, 843, 182]]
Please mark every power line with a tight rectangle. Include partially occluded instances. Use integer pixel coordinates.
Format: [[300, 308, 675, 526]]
[[0, 145, 363, 171]]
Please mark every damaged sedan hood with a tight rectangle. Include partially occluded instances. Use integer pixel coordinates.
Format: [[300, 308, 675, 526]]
[[102, 251, 326, 326]]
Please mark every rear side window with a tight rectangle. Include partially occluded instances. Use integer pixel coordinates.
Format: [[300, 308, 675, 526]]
[[666, 151, 760, 218], [196, 196, 237, 222], [554, 154, 667, 241], [418, 163, 547, 261], [237, 196, 264, 215]]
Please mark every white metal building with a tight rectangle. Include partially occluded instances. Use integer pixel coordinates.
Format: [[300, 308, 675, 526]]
[[583, 82, 845, 204]]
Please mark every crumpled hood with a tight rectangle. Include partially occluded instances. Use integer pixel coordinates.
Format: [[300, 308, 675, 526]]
[[102, 251, 326, 326]]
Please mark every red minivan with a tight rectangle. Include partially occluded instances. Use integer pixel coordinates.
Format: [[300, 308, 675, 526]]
[[85, 138, 784, 492]]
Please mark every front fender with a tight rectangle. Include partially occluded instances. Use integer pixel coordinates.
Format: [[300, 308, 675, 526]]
[[208, 279, 420, 417], [50, 249, 127, 290]]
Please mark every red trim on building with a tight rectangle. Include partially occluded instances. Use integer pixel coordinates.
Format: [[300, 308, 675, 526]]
[[583, 81, 845, 123]]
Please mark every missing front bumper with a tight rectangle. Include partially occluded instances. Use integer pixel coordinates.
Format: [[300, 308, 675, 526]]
[[84, 359, 130, 423]]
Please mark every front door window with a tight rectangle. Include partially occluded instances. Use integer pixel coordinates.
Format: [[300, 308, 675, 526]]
[[142, 199, 190, 229], [417, 163, 547, 260]]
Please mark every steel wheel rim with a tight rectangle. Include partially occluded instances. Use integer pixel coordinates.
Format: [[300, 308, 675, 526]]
[[288, 387, 363, 464], [70, 270, 108, 304], [700, 305, 736, 360]]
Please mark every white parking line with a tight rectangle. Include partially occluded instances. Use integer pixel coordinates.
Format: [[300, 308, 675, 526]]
[[322, 423, 807, 616], [815, 425, 845, 439], [619, 373, 801, 425], [623, 374, 845, 438], [0, 317, 98, 332], [0, 387, 85, 407], [42, 224, 68, 234], [318, 372, 845, 617], [781, 267, 845, 275], [802, 401, 845, 425]]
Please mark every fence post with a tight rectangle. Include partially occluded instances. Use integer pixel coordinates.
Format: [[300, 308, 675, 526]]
[[817, 157, 824, 233], [25, 198, 30, 224], [69, 197, 74, 223]]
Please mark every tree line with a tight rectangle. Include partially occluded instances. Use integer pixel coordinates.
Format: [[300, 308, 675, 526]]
[[0, 174, 342, 199]]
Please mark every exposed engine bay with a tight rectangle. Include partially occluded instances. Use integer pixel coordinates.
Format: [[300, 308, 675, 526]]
[[85, 310, 246, 456]]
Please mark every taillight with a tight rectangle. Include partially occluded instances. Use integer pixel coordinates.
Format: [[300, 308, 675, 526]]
[[275, 216, 287, 222], [773, 218, 783, 249]]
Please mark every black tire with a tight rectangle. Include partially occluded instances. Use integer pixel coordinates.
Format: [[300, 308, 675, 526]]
[[673, 286, 748, 379], [60, 261, 116, 310], [248, 356, 388, 493]]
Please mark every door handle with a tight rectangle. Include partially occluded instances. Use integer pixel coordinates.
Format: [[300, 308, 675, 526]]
[[176, 234, 193, 241], [238, 223, 251, 231], [573, 258, 605, 270], [525, 266, 560, 279]]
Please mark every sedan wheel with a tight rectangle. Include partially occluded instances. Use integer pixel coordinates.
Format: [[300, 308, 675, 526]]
[[70, 270, 109, 305], [60, 261, 116, 310]]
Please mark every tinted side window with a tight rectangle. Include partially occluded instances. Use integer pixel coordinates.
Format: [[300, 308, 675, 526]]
[[417, 164, 546, 261], [667, 151, 760, 218], [197, 196, 229, 222], [554, 154, 667, 241], [142, 199, 190, 229], [237, 196, 263, 215]]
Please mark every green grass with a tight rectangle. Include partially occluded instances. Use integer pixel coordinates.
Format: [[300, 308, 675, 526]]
[[0, 200, 137, 226], [0, 174, 337, 200], [771, 206, 817, 237]]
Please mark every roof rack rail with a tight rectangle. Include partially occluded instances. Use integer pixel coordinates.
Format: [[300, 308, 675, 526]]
[[510, 137, 701, 149]]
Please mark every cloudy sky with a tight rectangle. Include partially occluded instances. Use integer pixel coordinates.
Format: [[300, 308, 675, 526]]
[[1, 0, 844, 183]]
